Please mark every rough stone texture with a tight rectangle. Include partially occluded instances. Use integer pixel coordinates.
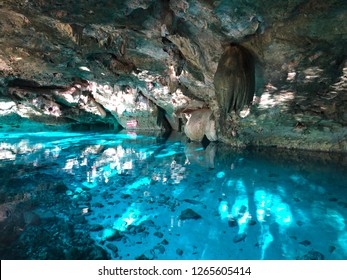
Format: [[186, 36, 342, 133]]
[[184, 108, 217, 141], [0, 0, 346, 152]]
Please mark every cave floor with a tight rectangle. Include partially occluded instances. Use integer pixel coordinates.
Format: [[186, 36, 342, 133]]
[[0, 131, 346, 260]]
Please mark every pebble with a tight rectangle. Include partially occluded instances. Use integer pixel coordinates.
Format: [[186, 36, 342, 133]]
[[302, 250, 324, 260], [328, 245, 336, 253], [299, 240, 311, 247], [228, 219, 238, 227], [233, 233, 247, 243], [179, 209, 202, 220], [89, 224, 104, 231], [106, 243, 119, 254], [154, 231, 164, 238], [161, 239, 169, 245], [176, 248, 183, 256], [135, 250, 154, 260]]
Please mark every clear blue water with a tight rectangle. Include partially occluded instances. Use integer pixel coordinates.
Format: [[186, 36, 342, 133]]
[[0, 131, 346, 260]]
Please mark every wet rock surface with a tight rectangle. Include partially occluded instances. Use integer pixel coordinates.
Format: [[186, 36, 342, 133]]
[[0, 0, 346, 152]]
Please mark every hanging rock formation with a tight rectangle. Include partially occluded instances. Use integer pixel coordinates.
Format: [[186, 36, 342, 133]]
[[214, 44, 255, 134], [214, 44, 255, 115], [0, 0, 346, 152]]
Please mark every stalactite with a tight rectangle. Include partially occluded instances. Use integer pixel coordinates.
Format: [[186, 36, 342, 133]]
[[214, 44, 255, 115]]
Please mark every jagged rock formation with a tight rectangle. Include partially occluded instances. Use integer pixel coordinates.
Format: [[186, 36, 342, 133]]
[[0, 0, 346, 152]]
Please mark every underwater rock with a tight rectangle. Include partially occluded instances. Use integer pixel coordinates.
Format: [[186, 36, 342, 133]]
[[135, 250, 154, 260], [33, 209, 57, 223], [299, 240, 311, 247], [106, 243, 119, 254], [228, 218, 238, 227], [337, 202, 347, 208], [328, 245, 336, 254], [176, 248, 183, 256], [154, 231, 164, 238], [53, 182, 68, 194], [89, 224, 104, 232], [121, 193, 131, 199], [233, 233, 247, 243], [182, 199, 203, 205], [104, 229, 123, 242], [300, 250, 325, 260], [179, 208, 202, 220], [92, 202, 104, 208], [161, 239, 169, 245], [139, 220, 156, 228], [152, 244, 165, 255], [23, 211, 41, 226], [296, 221, 304, 226]]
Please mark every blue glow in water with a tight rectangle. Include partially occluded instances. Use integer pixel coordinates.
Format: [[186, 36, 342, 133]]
[[101, 228, 117, 240], [259, 224, 274, 260], [290, 174, 308, 185], [231, 180, 249, 234], [218, 201, 229, 219], [155, 150, 178, 158], [216, 171, 225, 178], [254, 190, 293, 228], [226, 180, 234, 187], [113, 204, 148, 232], [125, 177, 151, 193], [338, 232, 347, 255], [326, 209, 345, 231], [0, 131, 346, 260]]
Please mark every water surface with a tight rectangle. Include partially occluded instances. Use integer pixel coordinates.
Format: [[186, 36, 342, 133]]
[[0, 131, 346, 260]]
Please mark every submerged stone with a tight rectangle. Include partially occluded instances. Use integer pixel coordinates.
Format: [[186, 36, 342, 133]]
[[104, 229, 123, 242], [228, 218, 238, 227], [301, 250, 325, 260], [135, 250, 154, 260], [233, 233, 247, 243], [176, 248, 183, 256], [154, 231, 164, 238], [89, 224, 104, 232], [299, 240, 311, 247], [179, 209, 202, 220], [106, 243, 119, 254], [328, 246, 336, 254]]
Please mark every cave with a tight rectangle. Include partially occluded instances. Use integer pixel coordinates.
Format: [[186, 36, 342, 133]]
[[0, 0, 346, 266]]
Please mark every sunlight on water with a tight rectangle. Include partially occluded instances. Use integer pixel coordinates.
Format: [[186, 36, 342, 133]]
[[112, 203, 148, 232], [0, 131, 346, 260]]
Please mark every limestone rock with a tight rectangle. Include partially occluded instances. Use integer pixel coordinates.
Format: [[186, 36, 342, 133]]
[[184, 109, 217, 142], [0, 0, 346, 152]]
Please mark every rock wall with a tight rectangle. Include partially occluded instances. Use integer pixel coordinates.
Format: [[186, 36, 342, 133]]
[[0, 0, 346, 152]]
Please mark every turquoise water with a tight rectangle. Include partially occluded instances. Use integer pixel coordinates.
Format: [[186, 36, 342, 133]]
[[0, 131, 346, 260]]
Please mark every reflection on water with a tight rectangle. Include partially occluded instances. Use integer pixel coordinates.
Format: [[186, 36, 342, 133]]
[[0, 131, 346, 260]]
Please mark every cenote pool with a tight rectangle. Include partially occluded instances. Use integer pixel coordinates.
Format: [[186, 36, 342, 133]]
[[0, 131, 346, 260]]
